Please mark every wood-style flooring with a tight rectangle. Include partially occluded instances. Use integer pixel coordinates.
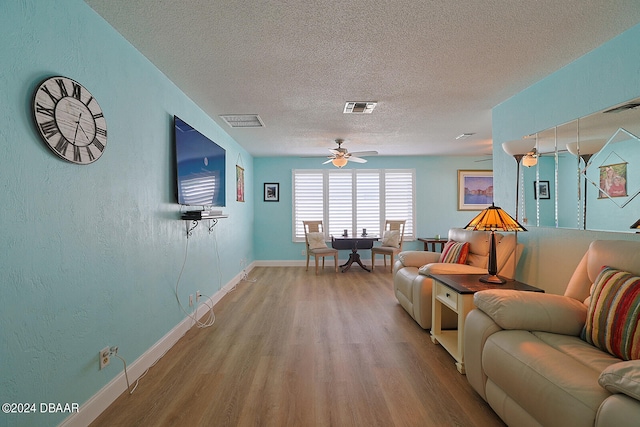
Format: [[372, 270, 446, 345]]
[[91, 266, 504, 427]]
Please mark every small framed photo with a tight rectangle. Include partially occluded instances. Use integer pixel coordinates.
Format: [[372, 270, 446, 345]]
[[457, 170, 493, 210], [598, 163, 628, 198], [264, 183, 279, 202], [534, 180, 550, 200]]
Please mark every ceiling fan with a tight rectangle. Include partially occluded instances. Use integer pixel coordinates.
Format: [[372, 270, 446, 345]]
[[323, 139, 378, 168]]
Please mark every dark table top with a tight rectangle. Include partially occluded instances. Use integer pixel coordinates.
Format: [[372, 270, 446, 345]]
[[429, 274, 544, 294], [331, 235, 379, 250]]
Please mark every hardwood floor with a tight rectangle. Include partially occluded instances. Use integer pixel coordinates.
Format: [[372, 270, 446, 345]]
[[91, 267, 505, 427]]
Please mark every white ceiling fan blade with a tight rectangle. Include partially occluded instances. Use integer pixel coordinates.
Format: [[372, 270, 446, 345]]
[[322, 159, 334, 164], [349, 151, 378, 157], [348, 156, 367, 163], [329, 149, 341, 155]]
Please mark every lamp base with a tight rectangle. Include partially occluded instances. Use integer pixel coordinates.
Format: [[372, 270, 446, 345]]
[[479, 274, 506, 284]]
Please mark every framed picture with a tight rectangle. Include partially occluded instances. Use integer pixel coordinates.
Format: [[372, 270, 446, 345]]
[[534, 180, 550, 200], [236, 165, 245, 202], [598, 162, 628, 198], [264, 182, 279, 202], [457, 170, 493, 210]]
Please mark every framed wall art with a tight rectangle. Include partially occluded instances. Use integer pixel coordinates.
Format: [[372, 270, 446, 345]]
[[236, 165, 245, 202], [598, 162, 628, 198], [457, 170, 493, 210], [264, 183, 279, 202], [534, 180, 550, 200]]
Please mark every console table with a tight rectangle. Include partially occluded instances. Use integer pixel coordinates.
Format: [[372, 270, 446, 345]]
[[429, 274, 543, 374], [331, 235, 379, 272]]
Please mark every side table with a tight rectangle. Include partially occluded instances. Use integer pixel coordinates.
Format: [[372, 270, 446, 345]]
[[429, 274, 543, 374], [417, 237, 446, 252]]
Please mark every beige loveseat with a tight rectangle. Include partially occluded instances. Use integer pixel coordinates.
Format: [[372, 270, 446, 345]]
[[465, 240, 640, 427], [393, 228, 520, 329]]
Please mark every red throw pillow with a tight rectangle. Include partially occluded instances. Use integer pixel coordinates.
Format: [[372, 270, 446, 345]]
[[439, 240, 470, 264]]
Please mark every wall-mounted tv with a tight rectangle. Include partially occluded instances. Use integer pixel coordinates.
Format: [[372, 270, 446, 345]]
[[174, 116, 226, 207]]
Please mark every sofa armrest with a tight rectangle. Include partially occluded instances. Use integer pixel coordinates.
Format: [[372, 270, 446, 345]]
[[419, 263, 487, 276], [600, 360, 640, 401], [397, 251, 440, 268], [464, 309, 503, 400], [473, 289, 587, 336]]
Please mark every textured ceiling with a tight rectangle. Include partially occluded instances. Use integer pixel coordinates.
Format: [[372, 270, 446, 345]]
[[85, 0, 640, 158]]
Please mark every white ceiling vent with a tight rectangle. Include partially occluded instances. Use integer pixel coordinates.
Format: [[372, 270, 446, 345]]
[[220, 114, 265, 128], [343, 102, 377, 114]]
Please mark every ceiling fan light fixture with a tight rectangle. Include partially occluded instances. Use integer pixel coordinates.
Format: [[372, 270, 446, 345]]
[[331, 157, 348, 168]]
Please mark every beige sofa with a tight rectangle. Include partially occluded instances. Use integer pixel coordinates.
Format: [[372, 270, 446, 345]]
[[465, 240, 640, 427], [392, 228, 520, 329]]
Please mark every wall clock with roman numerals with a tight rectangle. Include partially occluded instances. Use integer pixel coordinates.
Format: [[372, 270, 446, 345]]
[[32, 76, 107, 165]]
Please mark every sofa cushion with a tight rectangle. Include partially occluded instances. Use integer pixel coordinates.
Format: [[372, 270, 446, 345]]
[[439, 240, 470, 264], [599, 360, 640, 401], [532, 331, 620, 373], [397, 250, 441, 268], [483, 330, 613, 427], [581, 266, 640, 361], [307, 232, 327, 249], [474, 290, 587, 336]]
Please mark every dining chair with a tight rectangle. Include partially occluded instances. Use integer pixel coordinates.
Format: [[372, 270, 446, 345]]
[[303, 220, 339, 274], [371, 220, 406, 271]]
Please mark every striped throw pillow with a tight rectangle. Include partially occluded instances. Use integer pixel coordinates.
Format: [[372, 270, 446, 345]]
[[439, 241, 470, 264], [581, 266, 640, 361]]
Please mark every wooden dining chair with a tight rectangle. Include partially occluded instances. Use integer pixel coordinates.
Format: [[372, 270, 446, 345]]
[[371, 220, 406, 272], [303, 221, 339, 274]]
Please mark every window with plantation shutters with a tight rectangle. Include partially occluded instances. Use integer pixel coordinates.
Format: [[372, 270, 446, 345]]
[[292, 169, 415, 242]]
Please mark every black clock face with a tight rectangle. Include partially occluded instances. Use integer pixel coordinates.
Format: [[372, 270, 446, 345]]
[[33, 76, 107, 164]]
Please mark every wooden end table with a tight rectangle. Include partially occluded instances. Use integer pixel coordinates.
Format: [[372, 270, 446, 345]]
[[417, 238, 446, 252], [429, 274, 543, 374]]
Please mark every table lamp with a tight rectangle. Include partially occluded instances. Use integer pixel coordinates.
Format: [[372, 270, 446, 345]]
[[463, 203, 527, 284]]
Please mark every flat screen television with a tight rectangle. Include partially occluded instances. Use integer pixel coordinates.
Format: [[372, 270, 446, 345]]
[[174, 116, 226, 207]]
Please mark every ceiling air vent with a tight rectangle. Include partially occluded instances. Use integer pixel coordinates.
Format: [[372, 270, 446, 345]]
[[344, 102, 377, 114], [220, 114, 265, 128]]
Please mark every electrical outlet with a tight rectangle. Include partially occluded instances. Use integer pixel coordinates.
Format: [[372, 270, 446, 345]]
[[99, 347, 110, 370], [301, 249, 307, 256], [196, 291, 201, 302], [189, 294, 193, 306]]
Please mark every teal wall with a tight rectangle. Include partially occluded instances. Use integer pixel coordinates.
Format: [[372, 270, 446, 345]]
[[492, 23, 640, 295], [4, 0, 640, 424], [0, 1, 253, 425], [253, 155, 492, 262]]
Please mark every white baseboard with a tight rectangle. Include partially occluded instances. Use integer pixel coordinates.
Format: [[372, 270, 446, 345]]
[[58, 264, 254, 427], [254, 259, 374, 267]]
